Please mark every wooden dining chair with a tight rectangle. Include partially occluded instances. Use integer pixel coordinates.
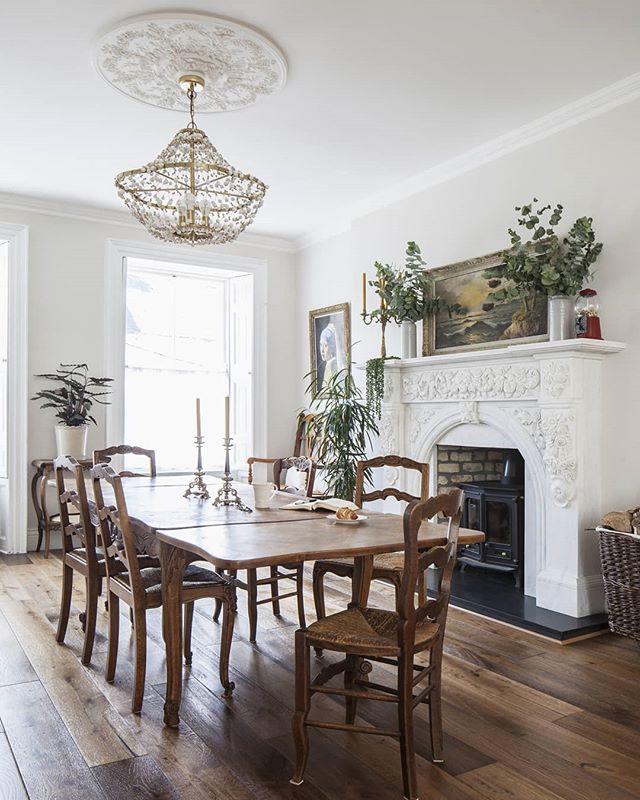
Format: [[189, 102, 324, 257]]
[[93, 444, 156, 477], [54, 455, 105, 666], [91, 463, 237, 713], [246, 412, 318, 484], [291, 489, 464, 800], [312, 455, 430, 627], [215, 456, 316, 643]]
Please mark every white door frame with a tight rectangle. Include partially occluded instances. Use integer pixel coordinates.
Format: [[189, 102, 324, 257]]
[[0, 222, 28, 553], [104, 238, 268, 463]]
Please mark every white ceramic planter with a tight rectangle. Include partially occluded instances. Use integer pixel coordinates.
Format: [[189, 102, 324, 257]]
[[55, 423, 89, 458], [548, 295, 576, 341], [400, 320, 417, 359]]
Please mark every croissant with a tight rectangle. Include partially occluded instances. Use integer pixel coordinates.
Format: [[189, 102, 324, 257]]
[[336, 507, 358, 520]]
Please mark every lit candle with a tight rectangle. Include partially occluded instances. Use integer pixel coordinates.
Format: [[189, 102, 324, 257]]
[[224, 395, 230, 440], [362, 272, 367, 315], [195, 397, 201, 438]]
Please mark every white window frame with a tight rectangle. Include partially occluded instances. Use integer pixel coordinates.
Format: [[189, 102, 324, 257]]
[[104, 239, 267, 467], [0, 222, 28, 553]]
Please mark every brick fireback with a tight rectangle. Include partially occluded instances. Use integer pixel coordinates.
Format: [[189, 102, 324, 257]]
[[437, 446, 505, 490]]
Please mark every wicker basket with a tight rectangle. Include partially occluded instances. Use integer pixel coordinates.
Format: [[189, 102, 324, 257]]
[[597, 526, 640, 641]]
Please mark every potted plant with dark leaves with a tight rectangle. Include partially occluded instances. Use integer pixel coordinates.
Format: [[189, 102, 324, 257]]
[[496, 200, 603, 340], [31, 363, 113, 457]]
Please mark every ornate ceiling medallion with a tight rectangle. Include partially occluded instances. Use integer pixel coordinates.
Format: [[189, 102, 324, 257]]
[[94, 13, 287, 112]]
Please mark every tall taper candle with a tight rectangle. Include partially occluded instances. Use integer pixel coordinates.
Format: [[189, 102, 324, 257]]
[[224, 395, 230, 439], [196, 397, 202, 438], [362, 272, 367, 315]]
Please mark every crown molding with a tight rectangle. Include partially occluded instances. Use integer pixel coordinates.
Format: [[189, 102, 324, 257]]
[[295, 70, 640, 251], [0, 191, 297, 253]]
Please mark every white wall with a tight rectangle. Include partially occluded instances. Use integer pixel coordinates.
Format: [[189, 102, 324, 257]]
[[0, 203, 298, 543], [296, 97, 640, 515]]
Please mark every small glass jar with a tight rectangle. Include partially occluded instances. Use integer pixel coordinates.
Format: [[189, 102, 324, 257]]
[[575, 288, 602, 339]]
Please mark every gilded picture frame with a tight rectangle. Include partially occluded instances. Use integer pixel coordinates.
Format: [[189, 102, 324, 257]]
[[309, 303, 351, 393], [422, 250, 548, 356]]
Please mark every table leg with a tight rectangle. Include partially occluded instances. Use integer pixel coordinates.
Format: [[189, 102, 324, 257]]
[[160, 540, 185, 728], [351, 554, 374, 608], [30, 465, 46, 552], [39, 464, 55, 558]]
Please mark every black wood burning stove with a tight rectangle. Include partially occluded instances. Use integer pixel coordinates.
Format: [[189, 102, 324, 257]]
[[457, 450, 524, 587]]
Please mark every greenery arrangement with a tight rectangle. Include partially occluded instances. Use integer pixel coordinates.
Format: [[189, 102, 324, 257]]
[[363, 242, 465, 417], [304, 367, 379, 502], [364, 355, 398, 419], [490, 200, 603, 301], [387, 241, 464, 323], [31, 363, 113, 426]]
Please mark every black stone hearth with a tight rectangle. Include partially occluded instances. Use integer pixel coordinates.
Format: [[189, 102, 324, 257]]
[[428, 567, 609, 642]]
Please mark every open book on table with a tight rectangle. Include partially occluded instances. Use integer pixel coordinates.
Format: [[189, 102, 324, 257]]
[[281, 497, 359, 513]]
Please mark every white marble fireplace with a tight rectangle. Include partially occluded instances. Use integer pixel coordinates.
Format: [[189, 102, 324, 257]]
[[380, 339, 625, 618]]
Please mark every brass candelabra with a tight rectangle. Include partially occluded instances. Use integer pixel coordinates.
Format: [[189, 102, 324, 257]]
[[212, 437, 252, 513], [361, 269, 394, 358], [184, 435, 210, 500]]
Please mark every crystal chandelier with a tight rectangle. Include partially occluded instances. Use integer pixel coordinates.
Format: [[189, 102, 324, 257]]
[[115, 76, 267, 246]]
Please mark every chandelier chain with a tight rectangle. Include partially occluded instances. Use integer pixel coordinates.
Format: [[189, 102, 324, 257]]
[[187, 83, 197, 129]]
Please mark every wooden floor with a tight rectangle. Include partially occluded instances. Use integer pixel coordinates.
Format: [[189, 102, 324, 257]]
[[1, 553, 639, 800]]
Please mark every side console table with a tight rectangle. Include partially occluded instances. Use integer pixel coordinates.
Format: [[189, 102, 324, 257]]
[[30, 458, 92, 557]]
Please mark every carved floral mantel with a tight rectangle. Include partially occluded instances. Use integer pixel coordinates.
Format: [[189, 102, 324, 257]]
[[381, 338, 624, 618]]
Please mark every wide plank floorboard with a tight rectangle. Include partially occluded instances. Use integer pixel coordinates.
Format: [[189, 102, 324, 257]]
[[0, 731, 28, 800], [1, 552, 640, 799], [0, 682, 107, 800]]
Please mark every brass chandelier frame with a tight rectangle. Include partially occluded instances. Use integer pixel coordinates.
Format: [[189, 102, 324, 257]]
[[115, 75, 267, 246]]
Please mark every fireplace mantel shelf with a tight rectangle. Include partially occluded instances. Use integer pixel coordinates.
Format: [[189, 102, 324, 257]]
[[387, 338, 625, 369]]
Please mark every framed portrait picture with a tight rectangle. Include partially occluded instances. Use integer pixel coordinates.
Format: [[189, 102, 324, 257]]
[[423, 250, 548, 355], [308, 303, 351, 392]]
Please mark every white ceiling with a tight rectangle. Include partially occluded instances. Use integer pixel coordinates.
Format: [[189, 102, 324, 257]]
[[3, 1, 640, 244]]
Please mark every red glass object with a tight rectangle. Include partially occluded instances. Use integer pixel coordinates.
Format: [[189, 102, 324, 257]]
[[575, 288, 603, 340]]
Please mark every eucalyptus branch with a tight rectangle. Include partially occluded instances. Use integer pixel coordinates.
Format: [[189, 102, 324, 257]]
[[491, 199, 603, 301]]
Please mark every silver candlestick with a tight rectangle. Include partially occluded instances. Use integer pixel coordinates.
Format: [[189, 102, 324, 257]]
[[212, 436, 252, 512], [184, 435, 210, 500]]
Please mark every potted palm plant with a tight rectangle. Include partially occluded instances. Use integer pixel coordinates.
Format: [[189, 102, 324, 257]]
[[304, 367, 378, 501], [495, 200, 603, 340], [31, 363, 113, 457]]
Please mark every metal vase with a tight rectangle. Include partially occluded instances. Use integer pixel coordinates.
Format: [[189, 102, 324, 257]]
[[548, 295, 576, 341], [400, 320, 417, 358]]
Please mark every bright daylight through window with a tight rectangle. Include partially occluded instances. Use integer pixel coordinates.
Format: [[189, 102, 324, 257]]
[[124, 257, 253, 473], [0, 241, 8, 479]]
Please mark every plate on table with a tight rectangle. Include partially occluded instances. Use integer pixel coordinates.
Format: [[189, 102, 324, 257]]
[[326, 513, 368, 525]]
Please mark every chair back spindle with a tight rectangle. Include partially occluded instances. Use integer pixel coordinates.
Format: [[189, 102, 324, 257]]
[[54, 455, 97, 559], [91, 463, 144, 596], [397, 489, 463, 637]]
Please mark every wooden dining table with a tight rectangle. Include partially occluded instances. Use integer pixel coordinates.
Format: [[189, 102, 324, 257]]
[[102, 477, 484, 728]]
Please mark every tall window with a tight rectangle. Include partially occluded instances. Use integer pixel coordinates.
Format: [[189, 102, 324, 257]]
[[0, 241, 8, 479], [124, 257, 253, 473]]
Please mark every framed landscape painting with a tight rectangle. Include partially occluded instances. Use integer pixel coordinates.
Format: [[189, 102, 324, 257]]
[[309, 303, 350, 393], [423, 250, 548, 355]]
